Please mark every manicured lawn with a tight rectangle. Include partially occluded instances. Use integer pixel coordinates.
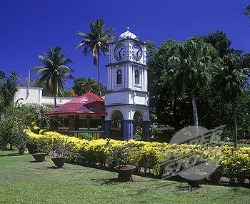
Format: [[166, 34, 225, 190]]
[[0, 150, 249, 204]]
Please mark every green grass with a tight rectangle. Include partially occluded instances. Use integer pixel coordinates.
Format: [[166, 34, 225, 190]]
[[0, 150, 249, 204]]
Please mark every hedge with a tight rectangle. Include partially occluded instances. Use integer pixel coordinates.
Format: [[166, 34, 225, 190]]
[[25, 129, 250, 183]]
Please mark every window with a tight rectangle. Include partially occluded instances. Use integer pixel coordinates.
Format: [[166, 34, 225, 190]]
[[117, 69, 122, 84], [135, 70, 139, 84]]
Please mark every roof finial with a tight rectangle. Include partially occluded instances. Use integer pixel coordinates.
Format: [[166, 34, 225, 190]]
[[126, 27, 129, 31]]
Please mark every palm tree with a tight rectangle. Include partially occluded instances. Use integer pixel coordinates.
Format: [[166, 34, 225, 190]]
[[0, 71, 20, 107], [214, 53, 250, 148], [32, 46, 74, 107], [168, 37, 218, 127], [76, 18, 114, 96]]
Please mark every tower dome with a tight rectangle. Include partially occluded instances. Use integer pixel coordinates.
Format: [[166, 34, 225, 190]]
[[118, 27, 139, 41]]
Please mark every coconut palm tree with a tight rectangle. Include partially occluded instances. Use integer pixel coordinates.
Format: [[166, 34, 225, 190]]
[[0, 71, 20, 107], [168, 37, 218, 127], [76, 18, 114, 96], [214, 53, 250, 147], [32, 46, 74, 107]]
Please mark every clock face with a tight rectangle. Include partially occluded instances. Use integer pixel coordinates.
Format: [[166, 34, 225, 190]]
[[114, 44, 126, 61], [132, 44, 142, 61]]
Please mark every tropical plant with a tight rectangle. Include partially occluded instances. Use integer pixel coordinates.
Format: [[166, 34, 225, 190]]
[[76, 18, 114, 96], [168, 37, 219, 127], [72, 77, 106, 96], [237, 90, 250, 140], [32, 46, 74, 107], [0, 103, 50, 152], [203, 30, 232, 57], [213, 53, 250, 147], [0, 71, 20, 108], [79, 132, 93, 141]]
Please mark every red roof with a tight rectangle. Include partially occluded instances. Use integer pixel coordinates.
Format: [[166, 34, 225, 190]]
[[46, 92, 106, 116]]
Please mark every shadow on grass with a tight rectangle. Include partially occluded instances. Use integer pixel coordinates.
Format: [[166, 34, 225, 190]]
[[66, 159, 250, 189], [197, 176, 250, 189], [0, 152, 20, 157], [164, 176, 250, 189], [91, 177, 145, 185], [29, 160, 47, 163], [91, 178, 125, 185], [47, 166, 65, 169]]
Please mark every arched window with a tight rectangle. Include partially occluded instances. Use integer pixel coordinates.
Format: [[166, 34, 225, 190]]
[[135, 70, 139, 84], [117, 69, 122, 84]]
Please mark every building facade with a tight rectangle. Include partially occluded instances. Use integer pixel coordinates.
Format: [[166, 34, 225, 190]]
[[14, 86, 73, 108], [104, 28, 150, 140]]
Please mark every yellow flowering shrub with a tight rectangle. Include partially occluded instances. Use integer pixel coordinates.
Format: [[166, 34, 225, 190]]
[[24, 129, 250, 180], [221, 148, 250, 183]]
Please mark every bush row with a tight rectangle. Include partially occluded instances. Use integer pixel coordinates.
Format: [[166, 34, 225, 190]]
[[25, 129, 250, 183]]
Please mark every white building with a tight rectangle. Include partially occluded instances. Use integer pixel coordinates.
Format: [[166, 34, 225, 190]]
[[14, 86, 72, 108], [104, 28, 150, 140]]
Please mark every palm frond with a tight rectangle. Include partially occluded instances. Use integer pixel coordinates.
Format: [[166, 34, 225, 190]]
[[32, 46, 74, 101]]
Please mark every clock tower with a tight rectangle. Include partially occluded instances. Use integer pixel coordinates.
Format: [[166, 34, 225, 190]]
[[104, 28, 150, 140]]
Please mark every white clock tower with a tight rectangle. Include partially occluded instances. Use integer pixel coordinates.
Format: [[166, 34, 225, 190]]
[[104, 28, 150, 140]]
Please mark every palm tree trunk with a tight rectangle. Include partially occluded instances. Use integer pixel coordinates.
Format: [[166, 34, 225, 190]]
[[97, 56, 101, 96], [53, 81, 57, 108], [191, 92, 199, 127], [232, 101, 238, 148]]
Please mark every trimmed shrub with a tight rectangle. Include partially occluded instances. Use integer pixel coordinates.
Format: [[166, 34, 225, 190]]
[[24, 129, 250, 182]]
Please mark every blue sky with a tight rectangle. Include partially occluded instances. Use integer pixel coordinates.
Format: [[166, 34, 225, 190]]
[[0, 0, 249, 88]]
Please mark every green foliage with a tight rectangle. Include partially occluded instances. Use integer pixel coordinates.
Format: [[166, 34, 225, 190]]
[[32, 46, 74, 107], [79, 132, 93, 141], [76, 18, 114, 96], [214, 54, 249, 102], [148, 31, 250, 140], [203, 30, 232, 57], [0, 71, 20, 110], [72, 77, 106, 96], [147, 39, 192, 130], [168, 37, 219, 126], [0, 104, 28, 151], [150, 128, 176, 143], [106, 143, 130, 167], [0, 103, 50, 152], [237, 91, 250, 139]]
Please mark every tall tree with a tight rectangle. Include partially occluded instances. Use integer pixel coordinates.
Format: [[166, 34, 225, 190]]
[[72, 77, 106, 96], [168, 37, 218, 127], [76, 18, 114, 96], [237, 90, 250, 140], [214, 53, 250, 147], [147, 40, 193, 129], [32, 46, 74, 107], [203, 30, 232, 57], [0, 71, 20, 108]]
